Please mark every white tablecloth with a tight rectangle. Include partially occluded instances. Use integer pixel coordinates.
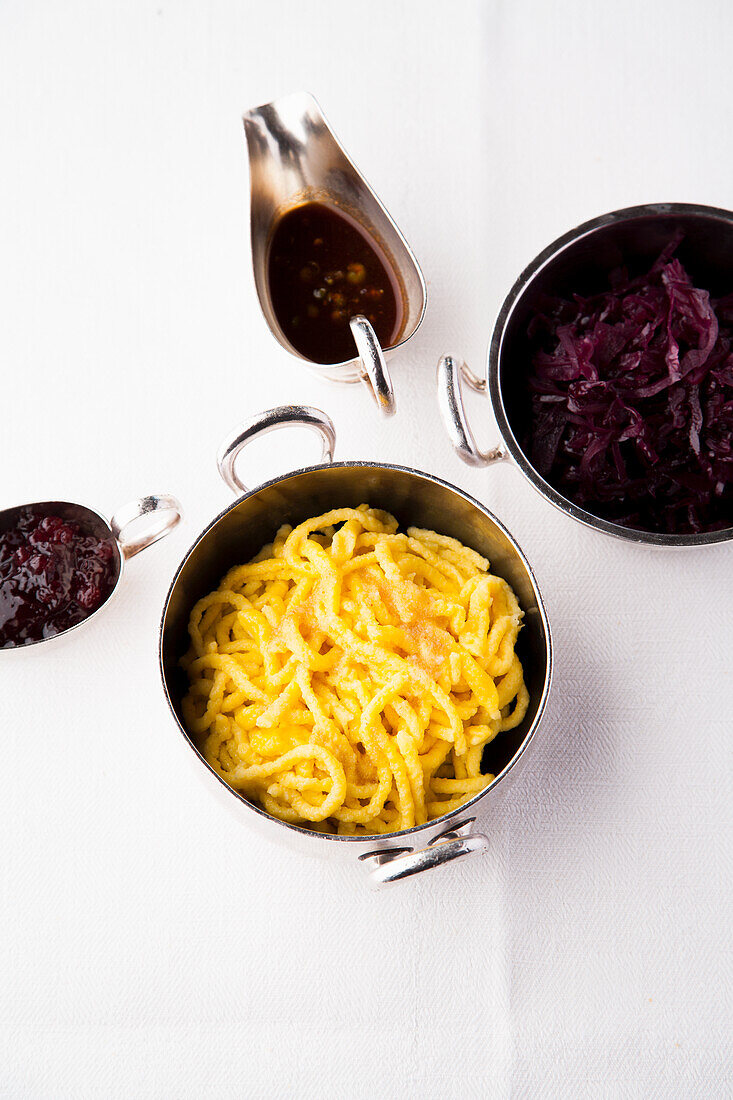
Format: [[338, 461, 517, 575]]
[[1, 1, 731, 1096]]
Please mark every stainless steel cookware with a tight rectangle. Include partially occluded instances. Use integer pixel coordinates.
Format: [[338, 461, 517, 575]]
[[437, 202, 733, 547], [1, 494, 182, 650], [159, 406, 552, 885], [244, 92, 427, 416]]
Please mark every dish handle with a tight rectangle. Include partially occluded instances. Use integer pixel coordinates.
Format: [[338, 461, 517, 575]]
[[350, 316, 396, 418], [360, 818, 489, 886], [111, 494, 182, 559], [216, 405, 337, 495], [436, 354, 506, 467]]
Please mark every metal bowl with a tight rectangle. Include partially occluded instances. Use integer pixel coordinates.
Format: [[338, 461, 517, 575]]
[[159, 406, 552, 886], [437, 202, 733, 547]]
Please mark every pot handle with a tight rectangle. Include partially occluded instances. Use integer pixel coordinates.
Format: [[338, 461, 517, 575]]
[[361, 819, 488, 886], [111, 494, 182, 559], [350, 315, 396, 418], [436, 354, 505, 467], [217, 405, 337, 495]]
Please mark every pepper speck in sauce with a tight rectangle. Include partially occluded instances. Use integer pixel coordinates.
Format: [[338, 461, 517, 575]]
[[267, 202, 403, 364]]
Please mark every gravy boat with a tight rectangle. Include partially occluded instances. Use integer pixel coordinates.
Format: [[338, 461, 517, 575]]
[[243, 91, 427, 415], [0, 494, 182, 650]]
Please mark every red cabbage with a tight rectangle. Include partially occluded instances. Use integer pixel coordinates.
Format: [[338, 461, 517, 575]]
[[525, 243, 733, 534]]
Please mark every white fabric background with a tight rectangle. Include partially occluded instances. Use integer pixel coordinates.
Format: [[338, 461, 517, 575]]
[[1, 1, 731, 1096]]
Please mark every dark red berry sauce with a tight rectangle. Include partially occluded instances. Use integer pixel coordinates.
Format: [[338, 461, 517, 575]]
[[0, 508, 117, 647]]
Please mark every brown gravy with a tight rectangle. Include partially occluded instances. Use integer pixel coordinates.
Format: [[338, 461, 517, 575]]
[[267, 202, 403, 364]]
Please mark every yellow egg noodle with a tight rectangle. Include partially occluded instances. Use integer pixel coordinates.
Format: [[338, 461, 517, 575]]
[[181, 506, 529, 835]]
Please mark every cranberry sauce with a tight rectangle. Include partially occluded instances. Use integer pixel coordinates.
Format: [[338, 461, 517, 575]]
[[267, 202, 403, 365], [0, 507, 118, 647]]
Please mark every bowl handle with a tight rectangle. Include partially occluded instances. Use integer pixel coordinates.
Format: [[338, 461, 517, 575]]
[[111, 494, 182, 559], [350, 315, 396, 418], [361, 818, 488, 886], [436, 354, 506, 467], [216, 405, 337, 495]]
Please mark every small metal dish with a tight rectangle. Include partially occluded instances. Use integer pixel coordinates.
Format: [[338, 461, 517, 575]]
[[1, 494, 182, 650], [437, 202, 733, 547], [244, 91, 427, 416], [159, 405, 552, 886]]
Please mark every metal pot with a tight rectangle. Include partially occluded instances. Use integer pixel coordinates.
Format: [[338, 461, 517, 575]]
[[159, 406, 552, 885], [437, 202, 733, 547]]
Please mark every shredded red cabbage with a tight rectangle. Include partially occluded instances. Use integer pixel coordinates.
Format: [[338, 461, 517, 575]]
[[526, 241, 733, 534]]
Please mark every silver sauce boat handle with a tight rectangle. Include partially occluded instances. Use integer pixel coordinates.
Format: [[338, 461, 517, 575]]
[[111, 494, 182, 558], [436, 354, 505, 467], [350, 316, 396, 418], [217, 406, 337, 495]]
